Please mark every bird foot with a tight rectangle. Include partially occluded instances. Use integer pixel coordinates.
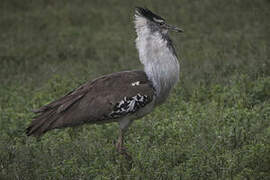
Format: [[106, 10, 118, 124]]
[[116, 140, 133, 163]]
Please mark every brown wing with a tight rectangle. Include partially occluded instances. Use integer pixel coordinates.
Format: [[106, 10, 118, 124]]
[[26, 70, 155, 136]]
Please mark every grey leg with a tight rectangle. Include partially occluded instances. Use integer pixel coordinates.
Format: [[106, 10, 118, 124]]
[[116, 129, 124, 153], [116, 118, 133, 162]]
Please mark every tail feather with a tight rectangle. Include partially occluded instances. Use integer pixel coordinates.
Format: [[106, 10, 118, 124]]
[[26, 88, 86, 137], [26, 109, 59, 136]]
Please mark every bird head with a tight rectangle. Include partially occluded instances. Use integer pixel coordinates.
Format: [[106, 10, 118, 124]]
[[134, 7, 183, 35]]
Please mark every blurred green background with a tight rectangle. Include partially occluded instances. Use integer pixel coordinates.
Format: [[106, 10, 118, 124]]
[[0, 0, 269, 179]]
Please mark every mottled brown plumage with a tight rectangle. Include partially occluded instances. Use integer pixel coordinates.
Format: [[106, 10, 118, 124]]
[[26, 70, 155, 136], [27, 7, 182, 161]]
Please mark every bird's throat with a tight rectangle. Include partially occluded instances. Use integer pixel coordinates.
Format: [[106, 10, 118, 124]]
[[135, 29, 180, 105]]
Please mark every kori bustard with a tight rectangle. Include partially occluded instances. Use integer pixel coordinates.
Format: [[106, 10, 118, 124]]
[[26, 7, 183, 157]]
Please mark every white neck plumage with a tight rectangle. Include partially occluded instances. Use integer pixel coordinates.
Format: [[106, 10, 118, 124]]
[[135, 17, 180, 105]]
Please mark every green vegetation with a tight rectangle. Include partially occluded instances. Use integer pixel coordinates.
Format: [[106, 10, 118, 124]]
[[1, 0, 269, 179]]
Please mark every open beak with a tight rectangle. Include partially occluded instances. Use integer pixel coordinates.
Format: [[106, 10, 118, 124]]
[[166, 24, 184, 33]]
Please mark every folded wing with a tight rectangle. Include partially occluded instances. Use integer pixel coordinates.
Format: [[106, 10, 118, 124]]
[[26, 70, 155, 136]]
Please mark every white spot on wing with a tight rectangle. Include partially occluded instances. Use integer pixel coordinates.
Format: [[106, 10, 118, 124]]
[[131, 81, 140, 86]]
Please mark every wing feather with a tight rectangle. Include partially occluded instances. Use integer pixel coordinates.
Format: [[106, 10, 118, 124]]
[[26, 70, 155, 136]]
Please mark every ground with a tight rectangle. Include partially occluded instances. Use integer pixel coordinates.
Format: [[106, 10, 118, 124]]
[[0, 0, 269, 179]]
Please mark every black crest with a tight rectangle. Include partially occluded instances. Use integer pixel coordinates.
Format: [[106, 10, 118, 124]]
[[135, 7, 165, 22]]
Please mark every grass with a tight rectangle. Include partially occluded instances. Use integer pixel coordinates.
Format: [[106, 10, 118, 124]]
[[0, 0, 269, 179]]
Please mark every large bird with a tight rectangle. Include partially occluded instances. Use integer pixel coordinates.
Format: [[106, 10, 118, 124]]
[[26, 7, 183, 157]]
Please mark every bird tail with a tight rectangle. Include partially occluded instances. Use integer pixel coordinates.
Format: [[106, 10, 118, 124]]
[[26, 108, 60, 136], [26, 89, 86, 136]]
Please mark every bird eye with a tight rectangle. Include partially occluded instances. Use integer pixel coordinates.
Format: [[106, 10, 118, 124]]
[[159, 22, 165, 25], [153, 17, 165, 25]]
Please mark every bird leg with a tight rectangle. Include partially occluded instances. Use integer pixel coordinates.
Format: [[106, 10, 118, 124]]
[[116, 129, 133, 162], [116, 130, 124, 152]]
